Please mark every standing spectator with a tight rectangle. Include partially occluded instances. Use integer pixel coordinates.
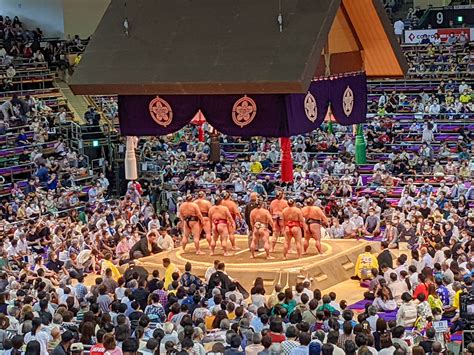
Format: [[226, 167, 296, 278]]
[[393, 18, 405, 43]]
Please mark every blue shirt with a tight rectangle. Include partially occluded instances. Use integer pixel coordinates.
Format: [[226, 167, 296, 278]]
[[75, 283, 88, 301], [436, 285, 450, 306], [250, 316, 264, 333], [144, 303, 166, 322], [290, 346, 309, 355], [47, 177, 58, 190], [36, 167, 49, 182]]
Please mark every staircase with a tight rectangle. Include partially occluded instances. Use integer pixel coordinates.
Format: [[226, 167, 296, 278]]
[[392, 0, 415, 20], [56, 80, 89, 123]]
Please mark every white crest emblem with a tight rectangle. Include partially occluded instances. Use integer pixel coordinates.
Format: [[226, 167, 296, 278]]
[[343, 86, 354, 117], [232, 95, 257, 128], [304, 92, 317, 122], [149, 96, 173, 127]]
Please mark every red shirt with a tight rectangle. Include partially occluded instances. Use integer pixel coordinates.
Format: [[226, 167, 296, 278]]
[[268, 332, 286, 343], [89, 343, 105, 355], [413, 282, 430, 300]]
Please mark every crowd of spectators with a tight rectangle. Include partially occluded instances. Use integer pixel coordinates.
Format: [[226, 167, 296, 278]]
[[369, 81, 473, 122], [404, 41, 473, 78], [0, 12, 473, 355], [0, 15, 114, 239], [0, 15, 87, 87], [0, 174, 473, 354]]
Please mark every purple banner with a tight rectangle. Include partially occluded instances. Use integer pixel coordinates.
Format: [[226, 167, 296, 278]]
[[330, 73, 367, 125], [285, 80, 331, 136], [118, 73, 367, 137]]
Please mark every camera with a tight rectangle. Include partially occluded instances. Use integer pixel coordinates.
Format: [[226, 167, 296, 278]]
[[460, 291, 474, 351], [460, 291, 474, 325]]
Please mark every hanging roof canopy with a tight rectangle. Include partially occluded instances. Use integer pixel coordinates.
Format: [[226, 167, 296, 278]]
[[70, 0, 407, 96]]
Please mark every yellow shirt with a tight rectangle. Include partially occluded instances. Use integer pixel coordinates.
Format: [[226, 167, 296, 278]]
[[227, 312, 236, 320], [453, 290, 462, 309], [460, 94, 471, 104], [164, 263, 178, 289], [355, 252, 379, 279], [460, 166, 470, 178], [250, 161, 263, 174], [101, 259, 121, 281], [428, 294, 443, 311], [205, 315, 215, 330]]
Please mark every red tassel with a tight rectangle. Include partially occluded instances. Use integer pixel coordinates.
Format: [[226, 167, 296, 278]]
[[280, 137, 294, 183], [198, 125, 204, 142]]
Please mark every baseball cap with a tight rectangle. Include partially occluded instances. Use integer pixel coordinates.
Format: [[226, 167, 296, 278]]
[[70, 343, 84, 351]]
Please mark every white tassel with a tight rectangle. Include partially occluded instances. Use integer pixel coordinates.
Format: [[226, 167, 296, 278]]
[[125, 136, 138, 180], [124, 18, 129, 36]]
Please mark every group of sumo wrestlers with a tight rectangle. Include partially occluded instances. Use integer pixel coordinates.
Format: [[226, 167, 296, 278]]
[[176, 190, 329, 260]]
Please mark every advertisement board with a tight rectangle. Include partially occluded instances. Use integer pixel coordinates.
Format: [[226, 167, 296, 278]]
[[404, 27, 472, 44], [404, 29, 437, 43]]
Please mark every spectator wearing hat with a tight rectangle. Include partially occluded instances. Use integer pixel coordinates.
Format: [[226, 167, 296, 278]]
[[70, 343, 84, 355]]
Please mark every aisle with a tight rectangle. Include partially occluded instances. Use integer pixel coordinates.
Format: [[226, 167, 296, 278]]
[[322, 279, 363, 305]]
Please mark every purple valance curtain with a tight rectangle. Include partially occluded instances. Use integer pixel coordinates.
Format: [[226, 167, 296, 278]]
[[329, 73, 367, 125], [118, 72, 367, 138]]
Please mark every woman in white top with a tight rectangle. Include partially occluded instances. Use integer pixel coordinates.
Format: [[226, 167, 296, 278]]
[[328, 217, 344, 239], [251, 285, 266, 308], [378, 333, 396, 355], [23, 318, 50, 355]]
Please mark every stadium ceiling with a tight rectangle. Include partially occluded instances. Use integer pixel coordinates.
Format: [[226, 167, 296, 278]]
[[70, 0, 408, 95]]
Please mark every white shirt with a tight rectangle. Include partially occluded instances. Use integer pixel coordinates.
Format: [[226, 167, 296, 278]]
[[421, 253, 434, 269], [24, 329, 50, 355], [358, 198, 372, 214], [350, 215, 364, 229], [157, 234, 174, 250], [6, 245, 17, 258], [367, 346, 379, 355], [98, 177, 109, 189], [379, 346, 396, 354], [331, 345, 345, 355], [16, 238, 28, 254], [394, 20, 405, 35], [58, 111, 67, 123], [116, 287, 126, 300], [148, 219, 161, 231], [459, 83, 470, 94], [383, 268, 395, 283], [429, 104, 440, 114], [374, 162, 385, 171], [433, 250, 446, 265], [205, 266, 217, 282]]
